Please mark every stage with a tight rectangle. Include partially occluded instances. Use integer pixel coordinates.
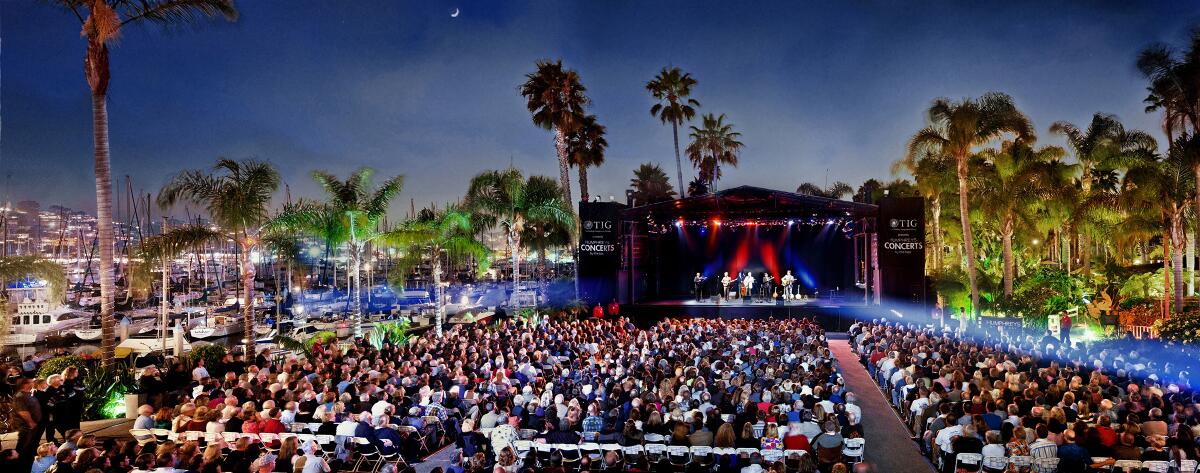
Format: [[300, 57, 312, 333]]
[[625, 296, 885, 332]]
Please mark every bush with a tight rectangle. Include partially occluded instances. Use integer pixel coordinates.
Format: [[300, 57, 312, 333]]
[[82, 363, 134, 420], [1153, 312, 1200, 344], [187, 344, 226, 369], [37, 355, 89, 378]]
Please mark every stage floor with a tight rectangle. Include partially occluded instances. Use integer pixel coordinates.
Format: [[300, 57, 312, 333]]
[[625, 297, 878, 331]]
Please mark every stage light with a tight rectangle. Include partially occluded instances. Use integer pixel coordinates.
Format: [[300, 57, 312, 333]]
[[787, 219, 794, 225], [827, 219, 836, 225], [713, 220, 721, 226], [890, 309, 904, 318], [675, 220, 683, 228]]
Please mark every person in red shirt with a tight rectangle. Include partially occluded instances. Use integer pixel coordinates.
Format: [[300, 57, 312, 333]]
[[1060, 311, 1073, 346], [592, 303, 604, 319], [607, 299, 619, 318]]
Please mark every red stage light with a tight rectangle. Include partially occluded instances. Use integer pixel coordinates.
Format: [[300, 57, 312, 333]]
[[712, 220, 721, 226]]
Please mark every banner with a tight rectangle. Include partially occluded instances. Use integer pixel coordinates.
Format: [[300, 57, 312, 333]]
[[877, 197, 926, 304], [578, 201, 624, 305]]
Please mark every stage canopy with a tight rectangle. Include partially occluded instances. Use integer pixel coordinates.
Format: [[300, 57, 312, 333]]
[[621, 185, 878, 224]]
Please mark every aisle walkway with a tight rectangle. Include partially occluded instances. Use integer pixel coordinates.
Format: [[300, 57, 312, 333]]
[[828, 335, 935, 473]]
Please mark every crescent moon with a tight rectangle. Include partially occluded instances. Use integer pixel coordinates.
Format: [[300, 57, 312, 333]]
[[450, 8, 460, 17]]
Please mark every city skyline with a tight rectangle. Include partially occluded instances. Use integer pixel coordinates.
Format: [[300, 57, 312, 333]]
[[2, 1, 1197, 216]]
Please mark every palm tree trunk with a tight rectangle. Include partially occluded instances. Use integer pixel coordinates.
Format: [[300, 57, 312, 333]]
[[433, 253, 444, 336], [554, 127, 573, 205], [160, 219, 170, 355], [240, 240, 256, 361], [671, 120, 684, 195], [351, 241, 362, 338], [956, 155, 980, 323], [91, 91, 117, 368], [931, 194, 942, 271], [578, 165, 590, 203], [1173, 214, 1186, 316], [509, 230, 522, 307], [1002, 215, 1014, 297]]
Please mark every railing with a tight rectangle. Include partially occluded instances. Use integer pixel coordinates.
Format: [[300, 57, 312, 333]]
[[1127, 325, 1159, 339]]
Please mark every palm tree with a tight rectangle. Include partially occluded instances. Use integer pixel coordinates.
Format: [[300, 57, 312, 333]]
[[1137, 30, 1200, 143], [379, 206, 490, 336], [973, 139, 1065, 296], [521, 59, 590, 205], [566, 114, 608, 202], [796, 181, 854, 200], [158, 158, 280, 358], [1051, 113, 1157, 276], [1122, 135, 1197, 316], [464, 169, 576, 308], [893, 148, 955, 271], [647, 66, 701, 193], [629, 163, 678, 205], [907, 93, 1033, 319], [686, 113, 743, 191], [270, 169, 403, 337], [52, 0, 237, 367], [686, 177, 710, 197]]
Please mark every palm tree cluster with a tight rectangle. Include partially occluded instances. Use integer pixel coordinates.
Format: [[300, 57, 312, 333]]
[[522, 60, 607, 204], [899, 76, 1200, 320]]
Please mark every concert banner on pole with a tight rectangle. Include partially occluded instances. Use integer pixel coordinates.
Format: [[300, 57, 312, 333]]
[[578, 201, 623, 305], [877, 197, 926, 304]]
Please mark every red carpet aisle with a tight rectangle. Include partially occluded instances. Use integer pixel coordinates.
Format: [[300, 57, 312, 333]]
[[828, 335, 936, 473]]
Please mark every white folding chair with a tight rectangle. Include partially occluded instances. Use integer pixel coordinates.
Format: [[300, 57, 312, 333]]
[[644, 433, 666, 443], [955, 453, 983, 472], [736, 447, 758, 456], [982, 455, 1008, 473], [842, 437, 865, 463], [784, 449, 807, 458], [752, 423, 765, 438], [645, 443, 667, 462], [762, 449, 784, 462], [1143, 461, 1171, 473], [1113, 459, 1142, 471], [1009, 455, 1033, 470], [1179, 459, 1199, 473], [221, 432, 238, 443], [1033, 457, 1059, 473], [579, 443, 601, 461], [151, 428, 171, 442], [667, 445, 690, 467], [513, 440, 532, 455]]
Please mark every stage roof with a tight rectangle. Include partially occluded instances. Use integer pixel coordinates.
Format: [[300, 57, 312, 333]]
[[621, 185, 878, 222]]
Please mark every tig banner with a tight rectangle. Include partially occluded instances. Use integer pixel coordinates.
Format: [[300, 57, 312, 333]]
[[877, 197, 926, 304], [577, 201, 624, 305]]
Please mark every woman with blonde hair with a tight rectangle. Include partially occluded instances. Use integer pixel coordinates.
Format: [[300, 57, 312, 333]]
[[493, 446, 520, 473], [760, 423, 783, 450], [276, 436, 299, 473]]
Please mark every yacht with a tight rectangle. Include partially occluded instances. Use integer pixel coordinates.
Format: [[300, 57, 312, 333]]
[[74, 312, 157, 341], [117, 325, 192, 356], [3, 287, 91, 345], [189, 313, 246, 339]]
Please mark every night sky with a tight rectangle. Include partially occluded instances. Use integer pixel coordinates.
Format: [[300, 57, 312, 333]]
[[1, 1, 1196, 216]]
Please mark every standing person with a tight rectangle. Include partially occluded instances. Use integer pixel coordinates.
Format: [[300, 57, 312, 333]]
[[592, 303, 604, 319], [607, 299, 619, 318], [44, 375, 66, 443], [694, 273, 705, 300], [14, 378, 43, 470], [1059, 311, 1072, 347], [958, 307, 968, 332], [59, 368, 84, 433]]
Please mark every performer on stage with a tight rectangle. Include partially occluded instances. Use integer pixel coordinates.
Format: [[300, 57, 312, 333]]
[[693, 273, 706, 301], [782, 270, 796, 300], [720, 272, 733, 300], [762, 272, 774, 301], [742, 272, 755, 299]]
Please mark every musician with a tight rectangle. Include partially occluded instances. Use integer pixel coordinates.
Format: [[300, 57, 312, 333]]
[[762, 272, 774, 300], [781, 270, 796, 300], [742, 272, 755, 299], [693, 273, 706, 301], [720, 272, 733, 299]]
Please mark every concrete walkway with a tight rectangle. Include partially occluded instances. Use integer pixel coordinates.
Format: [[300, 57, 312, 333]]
[[828, 335, 935, 473]]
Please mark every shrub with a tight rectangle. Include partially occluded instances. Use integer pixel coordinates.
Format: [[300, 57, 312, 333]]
[[82, 363, 134, 420], [187, 344, 227, 369], [37, 355, 89, 378], [1154, 311, 1200, 344]]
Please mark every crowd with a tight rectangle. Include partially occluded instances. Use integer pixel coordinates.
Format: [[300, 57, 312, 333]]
[[850, 320, 1200, 473], [0, 316, 875, 473]]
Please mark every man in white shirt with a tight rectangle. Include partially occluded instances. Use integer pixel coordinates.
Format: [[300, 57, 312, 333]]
[[844, 393, 861, 425], [934, 414, 963, 469]]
